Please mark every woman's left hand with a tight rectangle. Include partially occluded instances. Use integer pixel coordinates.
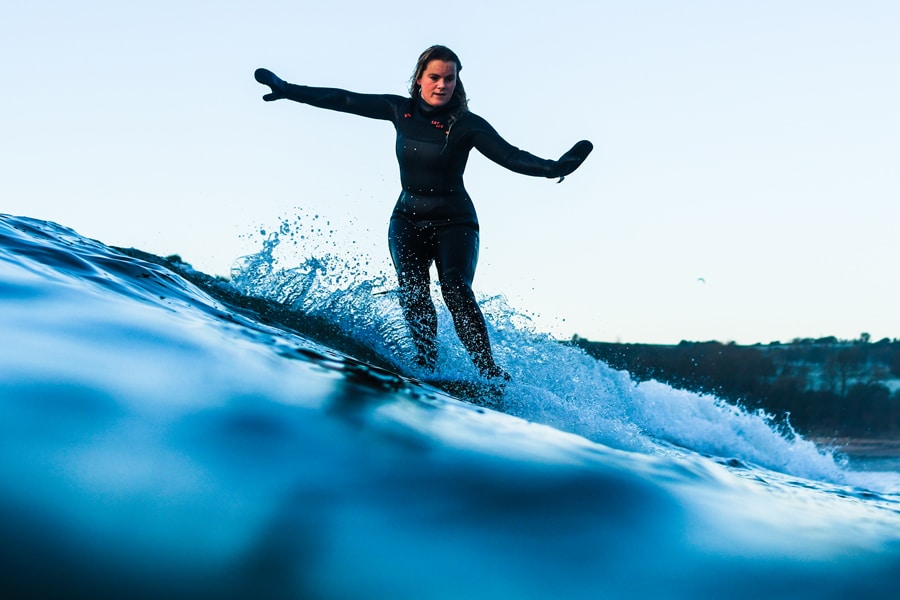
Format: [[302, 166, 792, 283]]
[[555, 140, 593, 181]]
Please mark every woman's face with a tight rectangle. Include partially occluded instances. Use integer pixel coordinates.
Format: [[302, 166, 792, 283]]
[[417, 60, 457, 107]]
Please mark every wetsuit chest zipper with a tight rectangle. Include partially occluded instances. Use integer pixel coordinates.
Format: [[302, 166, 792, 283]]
[[441, 116, 456, 155]]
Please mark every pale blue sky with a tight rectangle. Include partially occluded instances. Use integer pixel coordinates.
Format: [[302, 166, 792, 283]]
[[4, 1, 899, 344]]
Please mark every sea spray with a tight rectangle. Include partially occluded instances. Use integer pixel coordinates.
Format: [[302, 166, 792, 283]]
[[232, 212, 413, 370], [226, 213, 900, 492]]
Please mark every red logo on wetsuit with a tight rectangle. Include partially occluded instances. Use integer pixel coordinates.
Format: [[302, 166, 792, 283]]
[[402, 113, 447, 133]]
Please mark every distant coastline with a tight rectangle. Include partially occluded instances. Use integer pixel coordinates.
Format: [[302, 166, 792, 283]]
[[571, 334, 900, 440], [810, 437, 900, 457]]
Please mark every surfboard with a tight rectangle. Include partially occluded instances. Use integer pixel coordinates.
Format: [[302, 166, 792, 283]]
[[422, 377, 507, 407]]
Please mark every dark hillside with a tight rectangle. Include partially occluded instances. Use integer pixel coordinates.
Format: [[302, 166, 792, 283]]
[[572, 334, 900, 439]]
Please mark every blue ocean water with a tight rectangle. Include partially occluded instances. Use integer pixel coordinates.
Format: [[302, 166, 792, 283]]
[[2, 213, 900, 599]]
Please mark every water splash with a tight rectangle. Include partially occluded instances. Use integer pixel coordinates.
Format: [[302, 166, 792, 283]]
[[231, 212, 412, 371], [225, 214, 900, 493]]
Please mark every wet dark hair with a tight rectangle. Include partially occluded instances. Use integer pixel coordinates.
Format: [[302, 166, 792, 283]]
[[409, 45, 468, 110]]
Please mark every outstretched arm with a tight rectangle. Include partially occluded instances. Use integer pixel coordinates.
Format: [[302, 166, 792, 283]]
[[469, 116, 593, 181], [254, 68, 401, 121]]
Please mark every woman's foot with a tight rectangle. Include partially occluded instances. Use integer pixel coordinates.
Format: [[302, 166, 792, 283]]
[[480, 363, 511, 382]]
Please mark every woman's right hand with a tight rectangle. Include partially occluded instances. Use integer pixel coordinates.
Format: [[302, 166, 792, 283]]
[[254, 68, 287, 101]]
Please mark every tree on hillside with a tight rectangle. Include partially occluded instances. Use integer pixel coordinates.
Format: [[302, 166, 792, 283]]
[[823, 346, 864, 395]]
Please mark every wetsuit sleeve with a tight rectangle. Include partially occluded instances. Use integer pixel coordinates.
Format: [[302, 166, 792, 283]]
[[466, 114, 592, 179], [465, 115, 560, 177], [281, 83, 402, 122]]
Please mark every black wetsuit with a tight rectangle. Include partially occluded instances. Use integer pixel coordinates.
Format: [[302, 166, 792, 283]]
[[270, 80, 574, 376]]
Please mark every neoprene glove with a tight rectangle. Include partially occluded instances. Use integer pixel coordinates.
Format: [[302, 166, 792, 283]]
[[255, 68, 288, 101], [555, 140, 593, 179]]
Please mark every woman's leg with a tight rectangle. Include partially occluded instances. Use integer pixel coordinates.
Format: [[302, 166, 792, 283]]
[[388, 218, 438, 370], [434, 225, 507, 379]]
